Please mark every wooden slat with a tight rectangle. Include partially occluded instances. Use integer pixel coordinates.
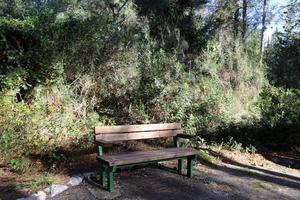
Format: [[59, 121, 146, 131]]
[[97, 147, 198, 166], [95, 129, 182, 142], [95, 123, 181, 134]]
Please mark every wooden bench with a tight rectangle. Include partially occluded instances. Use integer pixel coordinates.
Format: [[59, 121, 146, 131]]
[[94, 123, 198, 192]]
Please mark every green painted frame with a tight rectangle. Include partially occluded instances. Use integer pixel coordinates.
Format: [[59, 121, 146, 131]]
[[96, 134, 196, 192]]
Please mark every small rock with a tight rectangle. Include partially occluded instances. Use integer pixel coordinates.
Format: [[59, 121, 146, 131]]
[[50, 184, 69, 197], [67, 174, 83, 186], [33, 191, 47, 200], [83, 172, 96, 178], [43, 187, 50, 194]]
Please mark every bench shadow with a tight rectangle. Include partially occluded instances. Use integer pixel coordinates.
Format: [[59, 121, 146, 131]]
[[89, 165, 252, 200], [109, 164, 296, 200], [198, 148, 300, 190]]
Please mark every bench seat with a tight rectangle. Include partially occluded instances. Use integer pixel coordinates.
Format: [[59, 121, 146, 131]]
[[97, 147, 198, 166]]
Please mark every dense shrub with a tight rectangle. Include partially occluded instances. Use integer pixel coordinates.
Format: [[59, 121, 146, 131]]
[[264, 33, 300, 89], [255, 86, 300, 149], [0, 0, 299, 167], [258, 86, 300, 126], [0, 85, 105, 160], [215, 86, 300, 150]]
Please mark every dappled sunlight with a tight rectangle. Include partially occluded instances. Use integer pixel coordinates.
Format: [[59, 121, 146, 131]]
[[0, 0, 299, 199]]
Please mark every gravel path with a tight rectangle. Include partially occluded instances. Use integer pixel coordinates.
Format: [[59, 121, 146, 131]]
[[49, 160, 300, 200]]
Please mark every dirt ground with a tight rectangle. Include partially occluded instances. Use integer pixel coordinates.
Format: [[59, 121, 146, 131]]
[[50, 148, 300, 200], [1, 148, 300, 200]]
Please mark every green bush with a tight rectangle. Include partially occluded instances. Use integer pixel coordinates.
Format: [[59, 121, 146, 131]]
[[8, 158, 30, 174], [258, 86, 300, 126], [0, 84, 111, 163], [1, 0, 299, 170]]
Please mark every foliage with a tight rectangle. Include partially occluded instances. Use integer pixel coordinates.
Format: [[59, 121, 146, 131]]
[[0, 0, 299, 171], [17, 172, 54, 190], [264, 33, 300, 89], [8, 158, 30, 174], [258, 86, 300, 126], [198, 150, 221, 164], [0, 84, 103, 159]]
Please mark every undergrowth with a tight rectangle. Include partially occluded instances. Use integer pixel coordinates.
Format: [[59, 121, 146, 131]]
[[0, 0, 299, 173]]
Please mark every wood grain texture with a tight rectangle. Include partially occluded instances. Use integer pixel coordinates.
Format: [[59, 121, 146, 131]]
[[95, 129, 182, 142], [94, 123, 181, 134], [97, 147, 198, 166]]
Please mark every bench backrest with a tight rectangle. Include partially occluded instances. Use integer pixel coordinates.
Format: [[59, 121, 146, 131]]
[[94, 123, 182, 143]]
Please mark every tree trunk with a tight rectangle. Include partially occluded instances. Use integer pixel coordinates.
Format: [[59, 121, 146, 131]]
[[233, 0, 240, 40], [242, 0, 248, 42], [260, 0, 267, 59]]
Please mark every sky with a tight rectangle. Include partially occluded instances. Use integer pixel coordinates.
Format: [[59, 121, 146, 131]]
[[206, 0, 292, 43], [264, 0, 289, 41]]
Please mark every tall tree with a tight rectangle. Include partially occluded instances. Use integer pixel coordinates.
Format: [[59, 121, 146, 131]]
[[241, 0, 248, 41], [233, 0, 240, 39], [260, 0, 267, 59]]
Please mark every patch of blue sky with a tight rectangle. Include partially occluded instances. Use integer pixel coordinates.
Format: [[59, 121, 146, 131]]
[[264, 0, 288, 41]]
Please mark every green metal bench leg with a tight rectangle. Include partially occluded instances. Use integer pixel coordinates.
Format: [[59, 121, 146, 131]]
[[187, 156, 195, 178], [107, 166, 116, 192], [178, 158, 184, 174], [100, 166, 106, 186], [97, 145, 106, 186]]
